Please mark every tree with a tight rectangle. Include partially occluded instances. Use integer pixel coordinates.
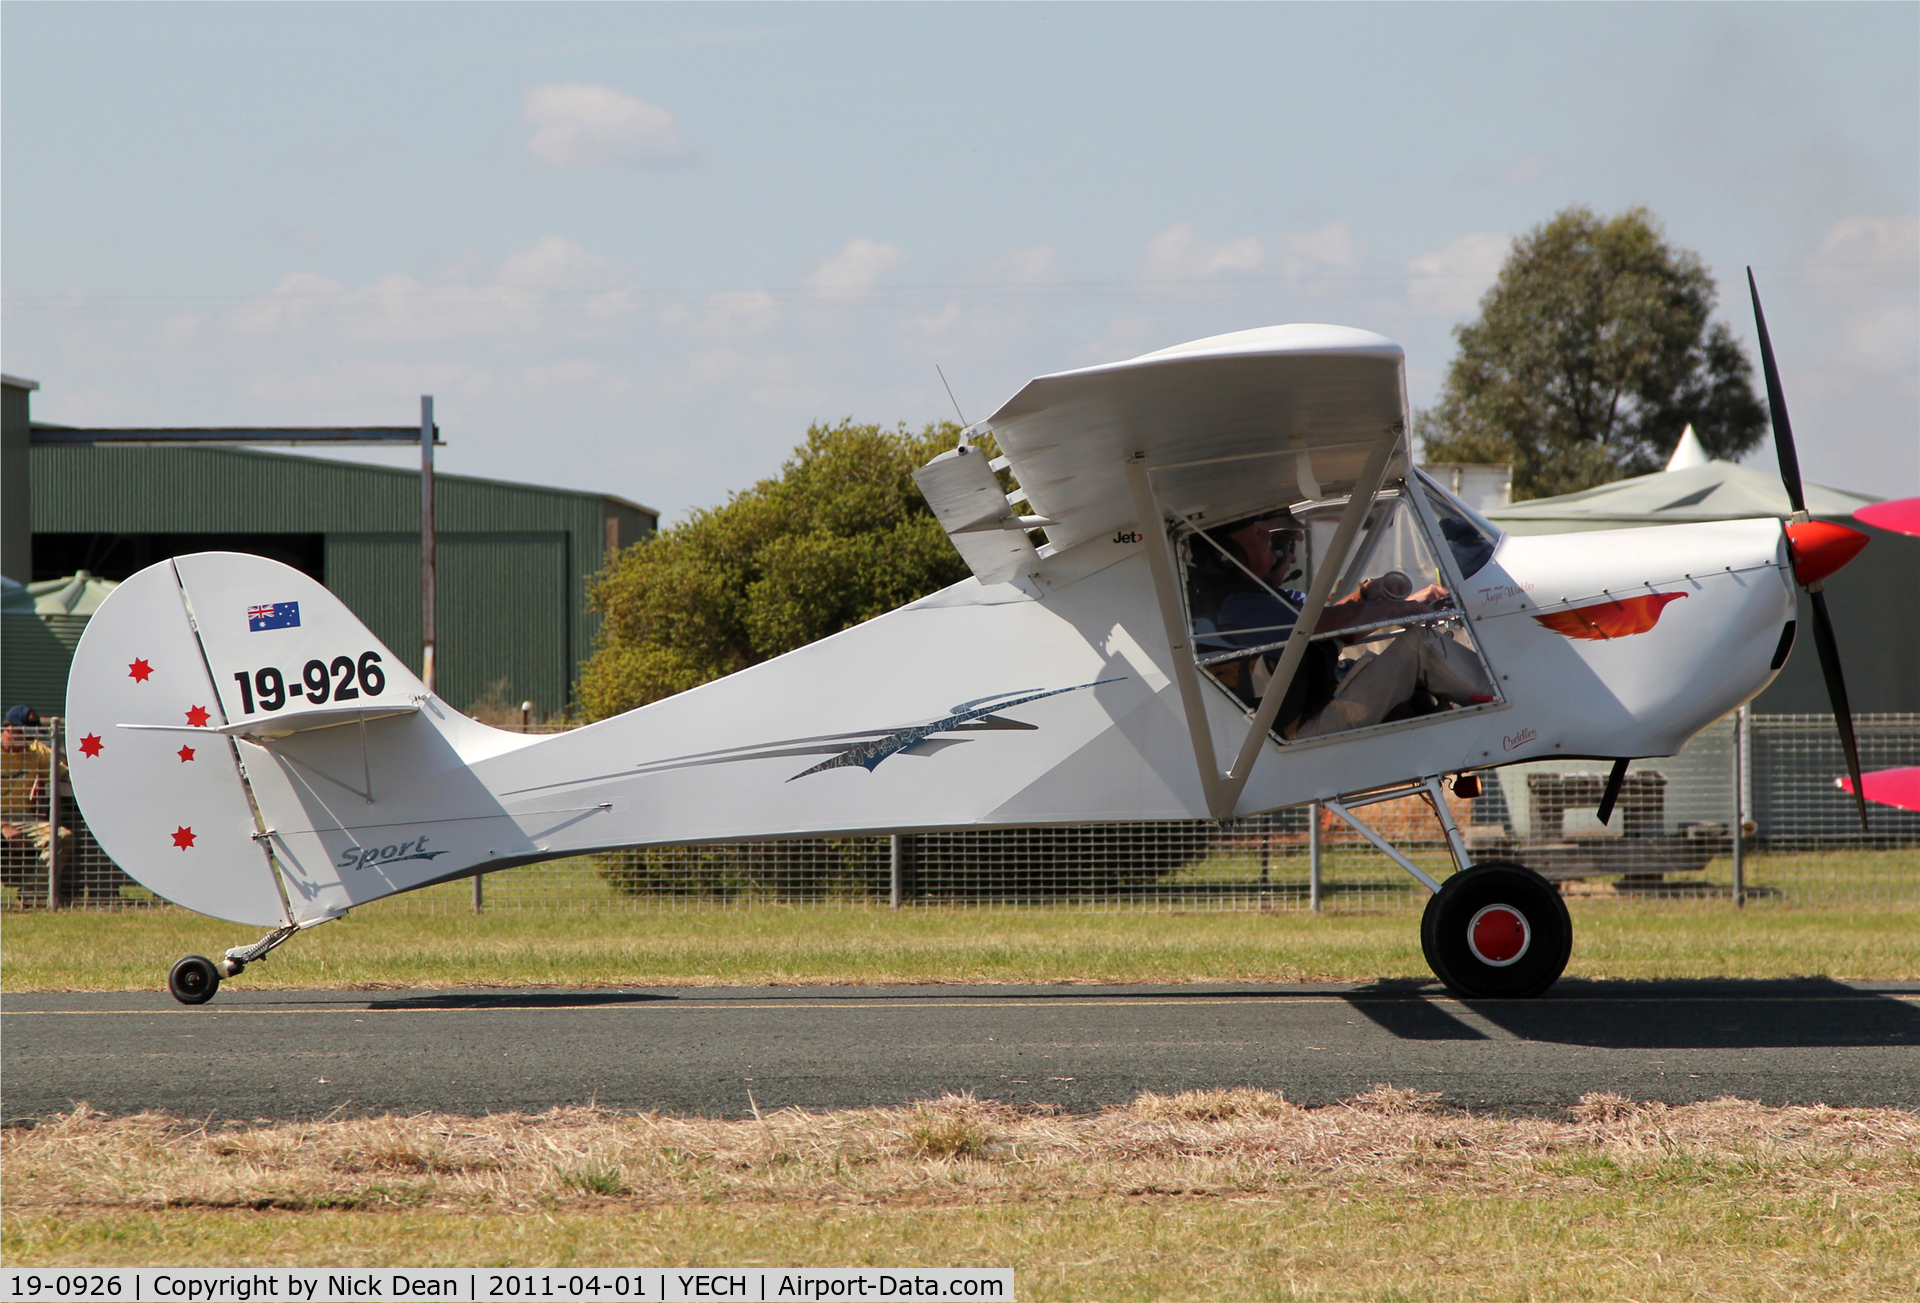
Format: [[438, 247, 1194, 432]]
[[1417, 206, 1767, 500], [575, 419, 971, 720]]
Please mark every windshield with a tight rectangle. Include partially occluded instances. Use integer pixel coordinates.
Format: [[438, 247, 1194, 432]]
[[1413, 468, 1501, 580]]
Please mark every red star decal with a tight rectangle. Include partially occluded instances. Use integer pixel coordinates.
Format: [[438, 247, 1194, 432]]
[[171, 826, 196, 850], [129, 658, 153, 683], [177, 745, 196, 763], [185, 705, 212, 728], [78, 733, 104, 758]]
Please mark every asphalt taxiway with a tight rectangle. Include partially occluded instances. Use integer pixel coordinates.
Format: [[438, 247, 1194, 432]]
[[4, 980, 1916, 1121]]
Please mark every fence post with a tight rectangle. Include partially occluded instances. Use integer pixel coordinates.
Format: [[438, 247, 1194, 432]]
[[889, 835, 904, 910], [420, 395, 436, 694], [1258, 815, 1271, 911], [1308, 801, 1322, 914], [46, 718, 61, 910], [1731, 707, 1746, 909]]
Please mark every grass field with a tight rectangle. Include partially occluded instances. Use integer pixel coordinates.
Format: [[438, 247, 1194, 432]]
[[3, 858, 1918, 990], [6, 1090, 1919, 1298], [6, 854, 1918, 1294]]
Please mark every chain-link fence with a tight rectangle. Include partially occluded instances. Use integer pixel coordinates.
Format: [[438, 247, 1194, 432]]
[[5, 714, 1915, 915], [1, 721, 139, 909]]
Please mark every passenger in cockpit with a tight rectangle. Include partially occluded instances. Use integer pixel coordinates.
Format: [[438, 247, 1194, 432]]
[[1194, 509, 1489, 737]]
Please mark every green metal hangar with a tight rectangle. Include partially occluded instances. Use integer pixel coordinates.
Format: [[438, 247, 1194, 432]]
[[3, 375, 655, 720]]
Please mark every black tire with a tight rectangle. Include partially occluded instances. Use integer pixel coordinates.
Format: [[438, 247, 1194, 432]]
[[1421, 861, 1571, 999], [168, 954, 220, 1005]]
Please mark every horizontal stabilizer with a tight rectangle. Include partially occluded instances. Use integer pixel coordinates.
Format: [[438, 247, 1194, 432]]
[[119, 703, 421, 742]]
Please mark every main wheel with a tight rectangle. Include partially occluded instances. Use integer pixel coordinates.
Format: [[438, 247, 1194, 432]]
[[1421, 861, 1571, 998], [168, 954, 220, 1005]]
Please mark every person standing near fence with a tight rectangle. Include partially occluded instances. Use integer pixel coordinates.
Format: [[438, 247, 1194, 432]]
[[1, 705, 69, 908]]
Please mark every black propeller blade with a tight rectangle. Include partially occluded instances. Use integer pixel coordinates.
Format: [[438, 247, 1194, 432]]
[[1596, 758, 1630, 827], [1747, 268, 1868, 828], [1807, 589, 1868, 826], [1748, 267, 1807, 516]]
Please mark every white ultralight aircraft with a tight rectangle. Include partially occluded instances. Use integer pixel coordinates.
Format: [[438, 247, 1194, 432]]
[[65, 273, 1874, 1004]]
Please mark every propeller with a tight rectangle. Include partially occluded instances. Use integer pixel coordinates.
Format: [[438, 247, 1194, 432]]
[[1747, 268, 1869, 828]]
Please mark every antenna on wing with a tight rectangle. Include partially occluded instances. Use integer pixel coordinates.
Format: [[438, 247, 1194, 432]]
[[937, 366, 973, 446]]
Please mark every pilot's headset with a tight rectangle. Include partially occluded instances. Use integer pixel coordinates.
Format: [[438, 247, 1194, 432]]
[[1262, 509, 1308, 586]]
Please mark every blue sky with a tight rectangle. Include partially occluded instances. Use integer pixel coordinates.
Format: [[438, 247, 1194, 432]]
[[5, 2, 1915, 518]]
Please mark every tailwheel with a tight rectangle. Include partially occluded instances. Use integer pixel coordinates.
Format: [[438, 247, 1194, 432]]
[[168, 954, 221, 1005], [1421, 861, 1571, 998]]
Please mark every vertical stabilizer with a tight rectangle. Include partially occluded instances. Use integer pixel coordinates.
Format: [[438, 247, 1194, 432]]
[[63, 561, 290, 925]]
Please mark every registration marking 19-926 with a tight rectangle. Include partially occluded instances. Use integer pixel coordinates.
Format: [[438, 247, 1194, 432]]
[[231, 651, 386, 714]]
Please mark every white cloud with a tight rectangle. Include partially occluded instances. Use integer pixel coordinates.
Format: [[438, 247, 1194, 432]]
[[245, 358, 487, 407], [1138, 223, 1264, 283], [1807, 214, 1918, 281], [519, 359, 602, 391], [523, 83, 688, 169], [1277, 222, 1362, 280], [1803, 215, 1919, 371], [1080, 313, 1157, 363], [158, 313, 202, 344], [1457, 155, 1555, 187], [241, 272, 533, 344], [997, 245, 1060, 284], [1498, 154, 1553, 185], [1406, 231, 1512, 317], [498, 236, 627, 291], [233, 272, 348, 335], [687, 348, 761, 386], [231, 237, 636, 344], [267, 220, 326, 252], [914, 303, 961, 337], [497, 235, 635, 317], [663, 289, 780, 340], [806, 237, 905, 300]]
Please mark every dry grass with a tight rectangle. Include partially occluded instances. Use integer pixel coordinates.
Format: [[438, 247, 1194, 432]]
[[8, 1091, 1920, 1297], [7, 1088, 1918, 1215]]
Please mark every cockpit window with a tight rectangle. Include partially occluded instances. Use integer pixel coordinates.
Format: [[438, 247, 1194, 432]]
[[1413, 468, 1500, 580], [1179, 485, 1501, 744]]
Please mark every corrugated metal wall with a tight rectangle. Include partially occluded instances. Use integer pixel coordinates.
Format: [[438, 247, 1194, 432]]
[[29, 445, 653, 717], [327, 532, 569, 711], [0, 614, 87, 716]]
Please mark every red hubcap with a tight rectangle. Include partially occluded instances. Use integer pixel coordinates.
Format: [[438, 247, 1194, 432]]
[[1468, 904, 1530, 966]]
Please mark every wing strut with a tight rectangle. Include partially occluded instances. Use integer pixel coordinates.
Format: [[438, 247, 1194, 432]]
[[1125, 455, 1232, 818], [1126, 427, 1402, 821]]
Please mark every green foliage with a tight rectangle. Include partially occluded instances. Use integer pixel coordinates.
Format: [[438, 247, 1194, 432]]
[[1417, 205, 1767, 500], [576, 420, 971, 720], [905, 1109, 994, 1160], [558, 1163, 630, 1197]]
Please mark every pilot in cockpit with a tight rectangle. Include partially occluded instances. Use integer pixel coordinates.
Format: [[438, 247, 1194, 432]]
[[1193, 510, 1491, 738]]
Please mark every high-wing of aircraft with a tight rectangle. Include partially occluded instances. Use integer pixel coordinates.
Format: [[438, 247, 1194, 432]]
[[64, 273, 1873, 1004]]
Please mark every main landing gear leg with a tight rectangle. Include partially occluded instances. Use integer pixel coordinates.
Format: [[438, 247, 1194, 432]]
[[167, 922, 304, 1005], [1324, 775, 1572, 999]]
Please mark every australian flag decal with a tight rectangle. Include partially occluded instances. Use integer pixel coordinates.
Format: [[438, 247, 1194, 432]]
[[247, 601, 301, 632]]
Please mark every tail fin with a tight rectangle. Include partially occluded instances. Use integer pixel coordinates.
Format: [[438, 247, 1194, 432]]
[[67, 553, 536, 924]]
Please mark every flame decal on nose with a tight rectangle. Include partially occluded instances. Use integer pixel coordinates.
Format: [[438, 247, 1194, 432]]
[[1532, 591, 1687, 641]]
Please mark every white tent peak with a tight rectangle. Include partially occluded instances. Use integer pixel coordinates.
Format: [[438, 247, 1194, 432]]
[[1664, 423, 1711, 472]]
